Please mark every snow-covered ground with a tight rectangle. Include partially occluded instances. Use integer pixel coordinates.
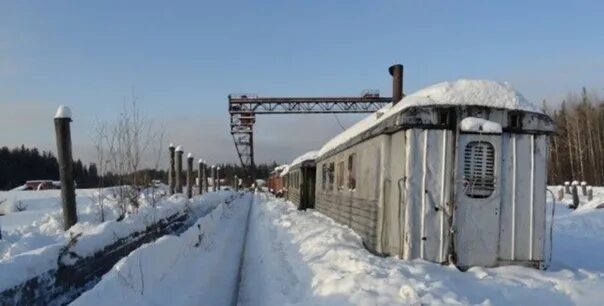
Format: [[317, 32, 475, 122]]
[[0, 187, 237, 292], [237, 189, 604, 305], [5, 187, 604, 305], [70, 193, 252, 306]]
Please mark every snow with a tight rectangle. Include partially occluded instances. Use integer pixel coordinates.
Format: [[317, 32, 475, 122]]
[[399, 79, 540, 113], [0, 189, 237, 292], [187, 152, 193, 159], [237, 190, 604, 305], [169, 143, 174, 148], [70, 193, 251, 306], [460, 117, 503, 133], [318, 79, 540, 158], [175, 145, 183, 152], [281, 150, 319, 176], [54, 105, 72, 119]]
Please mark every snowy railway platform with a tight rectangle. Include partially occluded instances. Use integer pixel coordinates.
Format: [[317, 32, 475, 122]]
[[62, 188, 604, 305]]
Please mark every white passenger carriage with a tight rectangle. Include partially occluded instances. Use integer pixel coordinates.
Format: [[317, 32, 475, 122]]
[[311, 69, 554, 269]]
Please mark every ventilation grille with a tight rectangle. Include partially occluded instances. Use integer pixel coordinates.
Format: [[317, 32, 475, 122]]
[[463, 141, 495, 198]]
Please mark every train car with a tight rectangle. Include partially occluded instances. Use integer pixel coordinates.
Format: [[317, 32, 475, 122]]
[[283, 151, 318, 210], [267, 165, 287, 197], [313, 78, 554, 269]]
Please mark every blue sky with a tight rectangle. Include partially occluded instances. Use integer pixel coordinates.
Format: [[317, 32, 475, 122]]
[[1, 1, 603, 165]]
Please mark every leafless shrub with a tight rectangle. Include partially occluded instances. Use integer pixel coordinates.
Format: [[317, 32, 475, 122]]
[[93, 89, 165, 220]]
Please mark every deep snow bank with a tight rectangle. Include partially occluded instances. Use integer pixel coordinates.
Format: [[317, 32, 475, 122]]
[[70, 193, 252, 306], [0, 191, 236, 292], [238, 194, 604, 305]]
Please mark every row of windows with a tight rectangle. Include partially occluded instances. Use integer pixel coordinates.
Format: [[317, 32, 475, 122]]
[[321, 153, 357, 192]]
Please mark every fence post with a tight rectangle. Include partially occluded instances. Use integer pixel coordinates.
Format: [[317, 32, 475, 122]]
[[217, 167, 221, 191], [198, 159, 204, 195], [557, 185, 564, 201], [175, 146, 183, 193], [54, 106, 77, 230], [564, 181, 570, 194], [202, 162, 208, 193], [234, 175, 239, 192], [211, 165, 216, 192], [186, 153, 193, 199], [581, 181, 587, 196], [587, 186, 593, 201], [571, 182, 580, 209], [168, 144, 175, 195]]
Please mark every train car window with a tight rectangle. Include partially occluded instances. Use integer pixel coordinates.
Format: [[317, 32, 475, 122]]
[[463, 141, 495, 198], [337, 161, 345, 190], [348, 153, 356, 190], [328, 162, 335, 191], [322, 164, 327, 191]]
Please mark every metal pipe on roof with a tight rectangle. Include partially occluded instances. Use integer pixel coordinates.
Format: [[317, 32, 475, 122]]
[[389, 64, 404, 105]]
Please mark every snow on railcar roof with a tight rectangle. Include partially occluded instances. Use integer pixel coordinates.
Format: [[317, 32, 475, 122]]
[[281, 150, 319, 176], [317, 79, 540, 157], [399, 79, 539, 112]]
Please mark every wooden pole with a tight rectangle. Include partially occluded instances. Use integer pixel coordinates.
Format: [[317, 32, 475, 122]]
[[54, 106, 77, 230], [211, 165, 216, 192], [186, 153, 193, 199], [587, 186, 593, 201], [571, 183, 580, 209], [234, 175, 239, 192], [175, 146, 183, 193], [168, 144, 175, 195], [198, 159, 204, 195], [202, 162, 208, 193], [564, 181, 570, 194], [581, 181, 587, 196], [217, 167, 221, 191]]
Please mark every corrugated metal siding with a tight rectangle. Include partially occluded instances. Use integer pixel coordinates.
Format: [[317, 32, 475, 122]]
[[499, 133, 547, 262]]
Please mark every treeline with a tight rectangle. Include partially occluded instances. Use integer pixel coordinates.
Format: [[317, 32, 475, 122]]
[[0, 146, 100, 190], [545, 88, 604, 185], [0, 145, 279, 190]]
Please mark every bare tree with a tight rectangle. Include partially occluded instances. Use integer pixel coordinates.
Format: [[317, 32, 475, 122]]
[[94, 89, 164, 220]]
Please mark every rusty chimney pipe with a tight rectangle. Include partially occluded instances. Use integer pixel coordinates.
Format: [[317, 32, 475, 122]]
[[389, 64, 404, 105]]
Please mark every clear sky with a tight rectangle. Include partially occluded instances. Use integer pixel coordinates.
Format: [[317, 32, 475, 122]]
[[1, 0, 603, 165]]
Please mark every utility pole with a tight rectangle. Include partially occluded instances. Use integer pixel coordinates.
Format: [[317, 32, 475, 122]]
[[54, 106, 77, 230]]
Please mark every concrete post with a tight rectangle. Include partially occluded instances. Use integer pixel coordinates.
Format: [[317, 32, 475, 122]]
[[587, 186, 593, 201], [217, 166, 221, 191], [202, 162, 208, 193], [557, 186, 564, 201], [571, 183, 580, 209], [175, 146, 183, 193], [198, 159, 204, 195], [564, 181, 570, 194], [54, 106, 77, 230], [211, 165, 216, 192], [186, 153, 194, 199], [168, 144, 175, 195], [581, 181, 587, 196]]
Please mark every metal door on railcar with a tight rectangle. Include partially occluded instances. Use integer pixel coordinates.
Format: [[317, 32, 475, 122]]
[[453, 133, 502, 268]]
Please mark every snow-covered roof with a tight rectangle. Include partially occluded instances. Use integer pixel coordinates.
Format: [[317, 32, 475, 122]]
[[281, 150, 319, 176], [279, 165, 291, 177], [399, 80, 540, 113], [317, 79, 541, 157], [460, 117, 502, 134], [290, 150, 319, 168]]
